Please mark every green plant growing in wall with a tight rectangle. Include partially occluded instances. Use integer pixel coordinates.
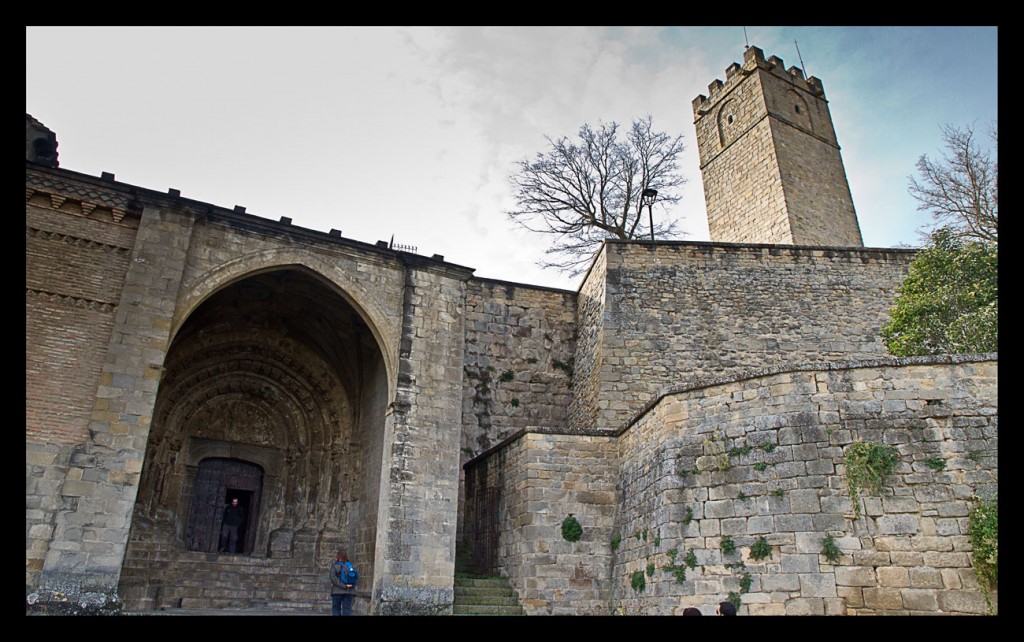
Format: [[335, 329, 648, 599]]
[[642, 528, 648, 541], [967, 450, 983, 463], [762, 443, 776, 453], [684, 549, 698, 570], [683, 507, 694, 526], [610, 533, 622, 551], [727, 591, 742, 611], [662, 548, 687, 584], [635, 530, 641, 540], [721, 536, 736, 556], [924, 456, 946, 471], [772, 488, 784, 498], [630, 570, 646, 593], [662, 562, 686, 584], [739, 572, 752, 594], [510, 398, 520, 407], [749, 536, 771, 561], [754, 462, 769, 472], [653, 534, 661, 547], [821, 534, 842, 564], [669, 565, 686, 584], [737, 491, 748, 501], [646, 561, 655, 577], [561, 514, 583, 542], [844, 440, 900, 518], [968, 496, 998, 615], [552, 358, 574, 379], [728, 444, 752, 458], [702, 433, 731, 471], [499, 369, 515, 382]]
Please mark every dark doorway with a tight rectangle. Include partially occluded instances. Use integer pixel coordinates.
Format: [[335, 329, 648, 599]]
[[187, 458, 263, 554]]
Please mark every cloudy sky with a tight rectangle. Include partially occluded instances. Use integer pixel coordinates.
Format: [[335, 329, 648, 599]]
[[26, 26, 997, 291]]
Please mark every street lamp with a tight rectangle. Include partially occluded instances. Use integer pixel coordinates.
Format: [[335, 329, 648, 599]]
[[641, 188, 658, 241]]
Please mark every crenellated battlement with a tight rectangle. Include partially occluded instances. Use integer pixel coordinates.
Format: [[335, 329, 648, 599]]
[[692, 45, 825, 118]]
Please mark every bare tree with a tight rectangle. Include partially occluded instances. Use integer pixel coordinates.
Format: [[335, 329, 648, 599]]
[[507, 116, 686, 274], [909, 123, 997, 245]]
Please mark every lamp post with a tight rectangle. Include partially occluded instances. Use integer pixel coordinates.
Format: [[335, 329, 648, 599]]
[[642, 188, 658, 241]]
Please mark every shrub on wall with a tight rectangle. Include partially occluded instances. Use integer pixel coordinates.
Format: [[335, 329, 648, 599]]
[[968, 497, 998, 614], [844, 440, 899, 518], [749, 536, 771, 561], [561, 514, 583, 542]]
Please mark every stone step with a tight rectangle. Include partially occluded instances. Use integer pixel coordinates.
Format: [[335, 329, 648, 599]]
[[453, 604, 525, 616], [452, 575, 524, 616]]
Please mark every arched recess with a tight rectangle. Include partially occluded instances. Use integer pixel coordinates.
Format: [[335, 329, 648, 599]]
[[172, 250, 400, 402], [124, 266, 391, 603], [783, 88, 813, 133], [717, 98, 740, 147]]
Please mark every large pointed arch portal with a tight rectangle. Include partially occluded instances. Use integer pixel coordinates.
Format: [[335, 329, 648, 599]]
[[121, 267, 390, 610]]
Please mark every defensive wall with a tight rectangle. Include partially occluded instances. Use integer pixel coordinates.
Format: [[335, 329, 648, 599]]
[[464, 355, 997, 615], [571, 240, 917, 432]]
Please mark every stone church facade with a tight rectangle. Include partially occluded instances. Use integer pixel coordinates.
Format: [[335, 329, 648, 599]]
[[26, 47, 997, 615]]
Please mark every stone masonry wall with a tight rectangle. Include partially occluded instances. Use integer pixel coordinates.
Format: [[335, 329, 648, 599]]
[[588, 241, 914, 431], [611, 356, 997, 615], [567, 246, 608, 432], [461, 279, 576, 457], [372, 264, 469, 614], [26, 172, 141, 591], [37, 201, 195, 600], [772, 118, 863, 247], [467, 431, 619, 615]]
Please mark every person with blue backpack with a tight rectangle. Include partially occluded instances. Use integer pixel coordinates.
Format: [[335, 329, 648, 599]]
[[330, 550, 358, 616]]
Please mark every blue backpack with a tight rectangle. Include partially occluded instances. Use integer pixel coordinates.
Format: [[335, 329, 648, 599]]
[[336, 560, 358, 586]]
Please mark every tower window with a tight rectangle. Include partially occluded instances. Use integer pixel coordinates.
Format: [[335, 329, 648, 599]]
[[794, 105, 801, 114], [727, 115, 734, 124]]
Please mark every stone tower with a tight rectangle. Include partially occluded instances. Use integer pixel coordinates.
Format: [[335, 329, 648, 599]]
[[692, 46, 863, 246]]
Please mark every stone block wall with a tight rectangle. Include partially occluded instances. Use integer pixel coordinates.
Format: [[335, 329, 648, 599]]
[[26, 175, 140, 590], [465, 432, 619, 615], [372, 264, 469, 614], [583, 241, 915, 431], [567, 247, 608, 432], [772, 118, 863, 247], [611, 356, 997, 615], [461, 279, 576, 457]]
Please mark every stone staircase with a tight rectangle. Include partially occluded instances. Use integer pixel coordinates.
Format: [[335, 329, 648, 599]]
[[453, 574, 525, 616]]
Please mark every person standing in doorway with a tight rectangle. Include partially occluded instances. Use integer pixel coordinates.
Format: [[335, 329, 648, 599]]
[[330, 551, 356, 616], [219, 497, 245, 553]]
